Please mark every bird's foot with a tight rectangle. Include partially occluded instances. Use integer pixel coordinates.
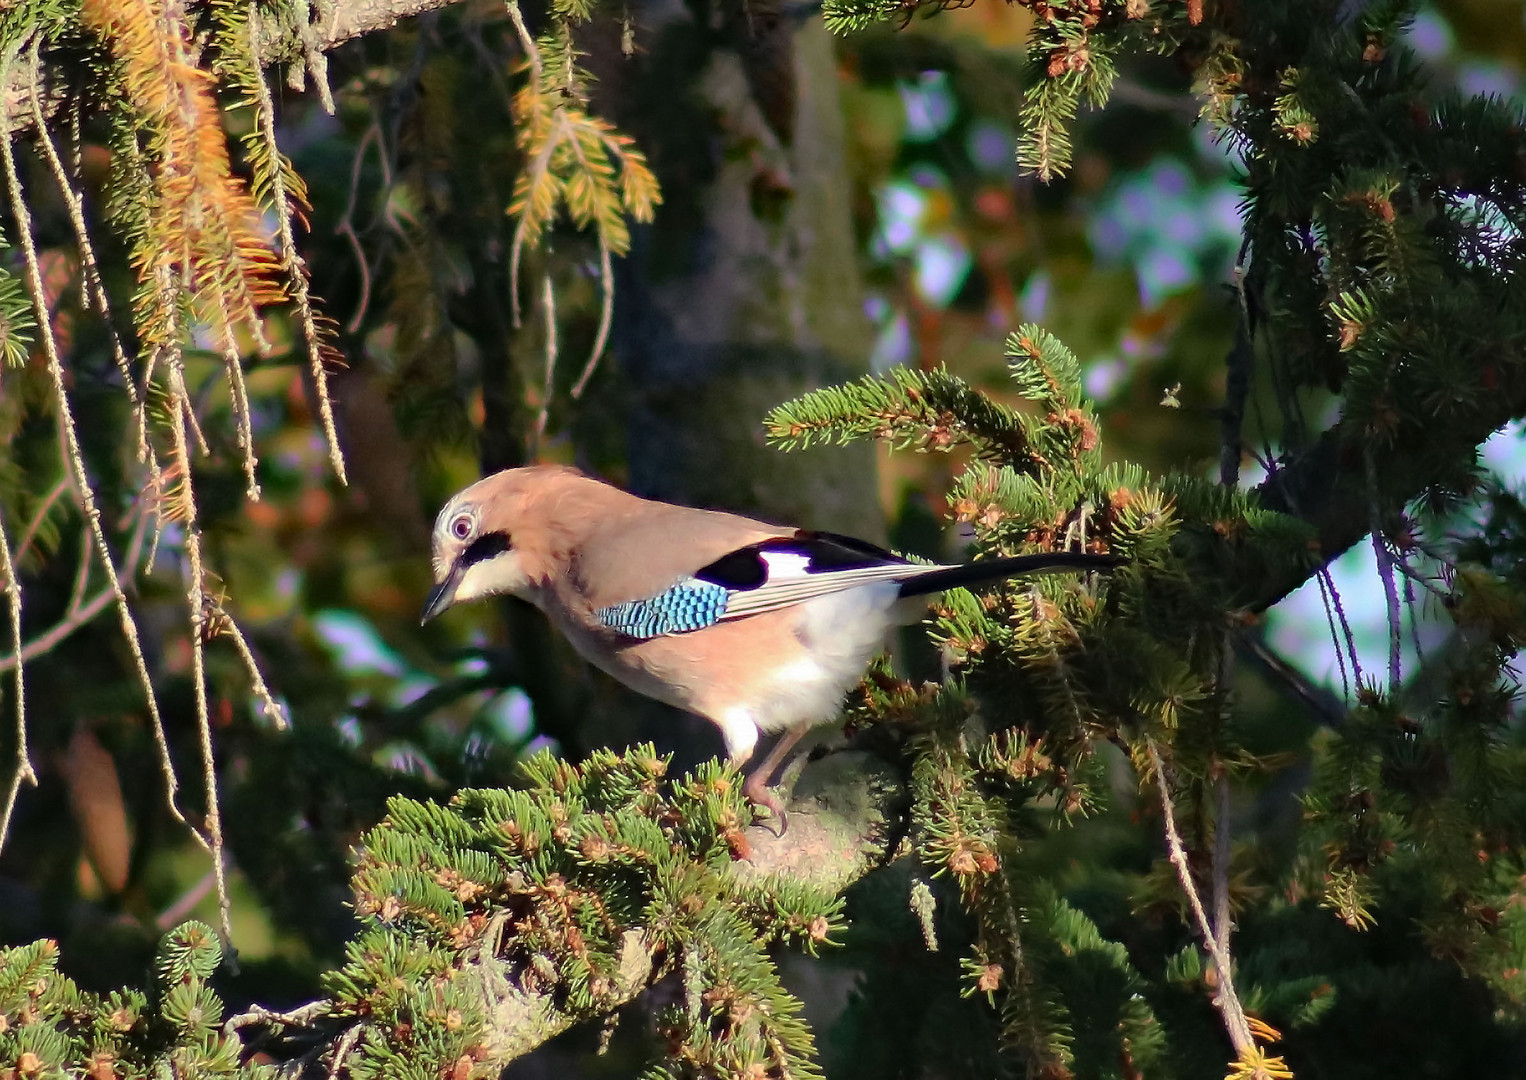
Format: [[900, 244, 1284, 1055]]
[[743, 772, 789, 837]]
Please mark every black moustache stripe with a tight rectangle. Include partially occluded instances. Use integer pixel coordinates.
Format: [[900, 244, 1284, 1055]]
[[461, 531, 511, 567]]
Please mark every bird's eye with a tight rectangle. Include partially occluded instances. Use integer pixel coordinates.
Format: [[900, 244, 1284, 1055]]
[[450, 513, 474, 541]]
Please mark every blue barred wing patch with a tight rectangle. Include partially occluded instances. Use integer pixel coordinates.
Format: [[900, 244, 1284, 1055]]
[[595, 579, 730, 639]]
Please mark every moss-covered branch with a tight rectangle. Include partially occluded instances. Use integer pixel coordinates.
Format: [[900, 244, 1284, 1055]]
[[3, 0, 463, 138]]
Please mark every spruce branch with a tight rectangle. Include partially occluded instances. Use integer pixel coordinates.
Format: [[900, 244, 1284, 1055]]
[[308, 747, 903, 1074]]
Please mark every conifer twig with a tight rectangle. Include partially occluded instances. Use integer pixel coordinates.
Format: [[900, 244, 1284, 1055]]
[[1393, 557, 1449, 603], [325, 1023, 362, 1080], [504, 0, 542, 80], [297, 0, 339, 114], [1145, 737, 1255, 1058]]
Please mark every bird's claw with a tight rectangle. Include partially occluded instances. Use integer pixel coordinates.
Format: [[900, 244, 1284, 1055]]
[[743, 774, 789, 837]]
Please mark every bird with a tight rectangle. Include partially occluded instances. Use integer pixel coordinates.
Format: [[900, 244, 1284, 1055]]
[[421, 464, 1119, 832]]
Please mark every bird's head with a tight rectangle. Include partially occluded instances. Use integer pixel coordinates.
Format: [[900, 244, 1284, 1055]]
[[420, 465, 583, 623]]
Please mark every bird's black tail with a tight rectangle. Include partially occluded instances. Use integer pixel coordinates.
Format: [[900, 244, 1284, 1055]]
[[897, 551, 1124, 600]]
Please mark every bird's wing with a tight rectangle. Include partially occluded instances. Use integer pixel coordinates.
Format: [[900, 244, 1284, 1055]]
[[593, 532, 954, 639]]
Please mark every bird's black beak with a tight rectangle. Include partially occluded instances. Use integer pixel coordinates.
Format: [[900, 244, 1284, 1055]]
[[420, 564, 463, 625]]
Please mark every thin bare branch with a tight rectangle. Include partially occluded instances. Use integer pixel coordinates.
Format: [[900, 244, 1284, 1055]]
[[504, 1, 546, 328], [1394, 556, 1450, 603], [1144, 737, 1255, 1058], [1323, 566, 1363, 692], [1314, 570, 1351, 701], [63, 528, 92, 615], [325, 1023, 363, 1080], [154, 863, 220, 931], [0, 508, 150, 675], [12, 475, 68, 567], [224, 1000, 329, 1037], [0, 504, 34, 854], [336, 123, 379, 333], [216, 305, 262, 501], [533, 272, 557, 448], [220, 613, 290, 731], [508, 133, 554, 329], [1212, 771, 1232, 958], [570, 235, 613, 400], [1366, 447, 1402, 689], [183, 383, 212, 458], [503, 0, 541, 79], [1233, 632, 1347, 728]]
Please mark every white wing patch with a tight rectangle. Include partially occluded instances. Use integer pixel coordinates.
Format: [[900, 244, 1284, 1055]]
[[756, 551, 814, 579], [719, 560, 957, 620]]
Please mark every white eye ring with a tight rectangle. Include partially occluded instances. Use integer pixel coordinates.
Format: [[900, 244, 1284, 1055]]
[[450, 513, 474, 541]]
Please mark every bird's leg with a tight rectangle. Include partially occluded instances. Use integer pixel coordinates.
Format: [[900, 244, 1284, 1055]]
[[742, 723, 811, 837], [719, 710, 785, 832]]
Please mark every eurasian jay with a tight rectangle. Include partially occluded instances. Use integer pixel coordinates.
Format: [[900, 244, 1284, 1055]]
[[421, 465, 1118, 830]]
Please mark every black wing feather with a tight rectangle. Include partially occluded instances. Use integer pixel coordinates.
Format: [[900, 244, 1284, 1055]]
[[692, 530, 909, 592]]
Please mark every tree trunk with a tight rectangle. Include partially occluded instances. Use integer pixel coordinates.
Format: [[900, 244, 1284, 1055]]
[[603, 6, 881, 537]]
